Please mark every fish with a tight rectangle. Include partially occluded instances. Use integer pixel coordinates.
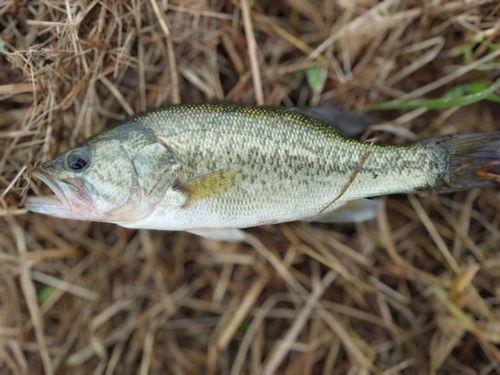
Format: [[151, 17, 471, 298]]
[[25, 103, 500, 241]]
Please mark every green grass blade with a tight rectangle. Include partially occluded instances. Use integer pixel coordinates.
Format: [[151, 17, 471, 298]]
[[365, 80, 500, 111]]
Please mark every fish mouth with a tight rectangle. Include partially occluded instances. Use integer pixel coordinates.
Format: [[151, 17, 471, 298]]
[[24, 194, 73, 218], [25, 167, 93, 219]]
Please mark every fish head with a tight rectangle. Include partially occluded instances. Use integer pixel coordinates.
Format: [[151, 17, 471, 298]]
[[26, 135, 154, 222]]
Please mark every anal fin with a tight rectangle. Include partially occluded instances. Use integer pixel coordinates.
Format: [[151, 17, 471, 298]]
[[307, 198, 381, 223]]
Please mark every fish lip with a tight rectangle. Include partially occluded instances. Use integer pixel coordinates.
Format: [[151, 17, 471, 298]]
[[24, 194, 72, 218], [30, 166, 93, 215], [32, 167, 67, 204]]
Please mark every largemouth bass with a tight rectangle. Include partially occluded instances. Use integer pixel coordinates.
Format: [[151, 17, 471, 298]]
[[26, 104, 500, 241]]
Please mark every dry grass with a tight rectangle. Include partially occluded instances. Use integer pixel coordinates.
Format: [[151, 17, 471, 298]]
[[1, 0, 500, 374]]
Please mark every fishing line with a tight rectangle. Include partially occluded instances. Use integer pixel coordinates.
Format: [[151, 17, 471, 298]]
[[317, 139, 376, 215]]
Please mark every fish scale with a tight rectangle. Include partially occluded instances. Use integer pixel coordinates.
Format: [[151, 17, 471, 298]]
[[122, 105, 440, 228]]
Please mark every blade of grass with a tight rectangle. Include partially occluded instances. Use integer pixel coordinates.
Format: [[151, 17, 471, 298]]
[[365, 79, 500, 111]]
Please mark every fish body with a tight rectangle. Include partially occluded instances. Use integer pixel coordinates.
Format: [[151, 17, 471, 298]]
[[26, 104, 500, 238]]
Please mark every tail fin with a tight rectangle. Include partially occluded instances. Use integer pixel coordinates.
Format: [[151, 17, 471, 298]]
[[422, 132, 500, 191]]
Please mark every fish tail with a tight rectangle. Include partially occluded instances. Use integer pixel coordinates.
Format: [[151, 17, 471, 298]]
[[422, 132, 500, 191]]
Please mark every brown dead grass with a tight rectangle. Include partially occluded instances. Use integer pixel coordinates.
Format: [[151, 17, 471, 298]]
[[1, 0, 500, 374]]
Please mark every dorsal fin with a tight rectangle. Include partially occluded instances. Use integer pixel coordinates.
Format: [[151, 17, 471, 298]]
[[289, 107, 374, 137]]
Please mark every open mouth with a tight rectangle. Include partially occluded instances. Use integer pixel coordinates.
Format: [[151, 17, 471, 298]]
[[24, 194, 72, 218], [25, 167, 92, 219]]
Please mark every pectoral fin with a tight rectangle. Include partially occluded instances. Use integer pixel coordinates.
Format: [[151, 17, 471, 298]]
[[175, 170, 244, 207], [186, 228, 246, 242], [307, 198, 381, 223]]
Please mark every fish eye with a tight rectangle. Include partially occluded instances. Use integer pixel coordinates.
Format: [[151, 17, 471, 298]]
[[66, 149, 90, 172]]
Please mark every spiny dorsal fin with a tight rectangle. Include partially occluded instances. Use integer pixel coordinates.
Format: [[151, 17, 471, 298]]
[[175, 170, 244, 207]]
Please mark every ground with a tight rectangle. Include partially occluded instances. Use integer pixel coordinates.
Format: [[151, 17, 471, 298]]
[[1, 0, 500, 374]]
